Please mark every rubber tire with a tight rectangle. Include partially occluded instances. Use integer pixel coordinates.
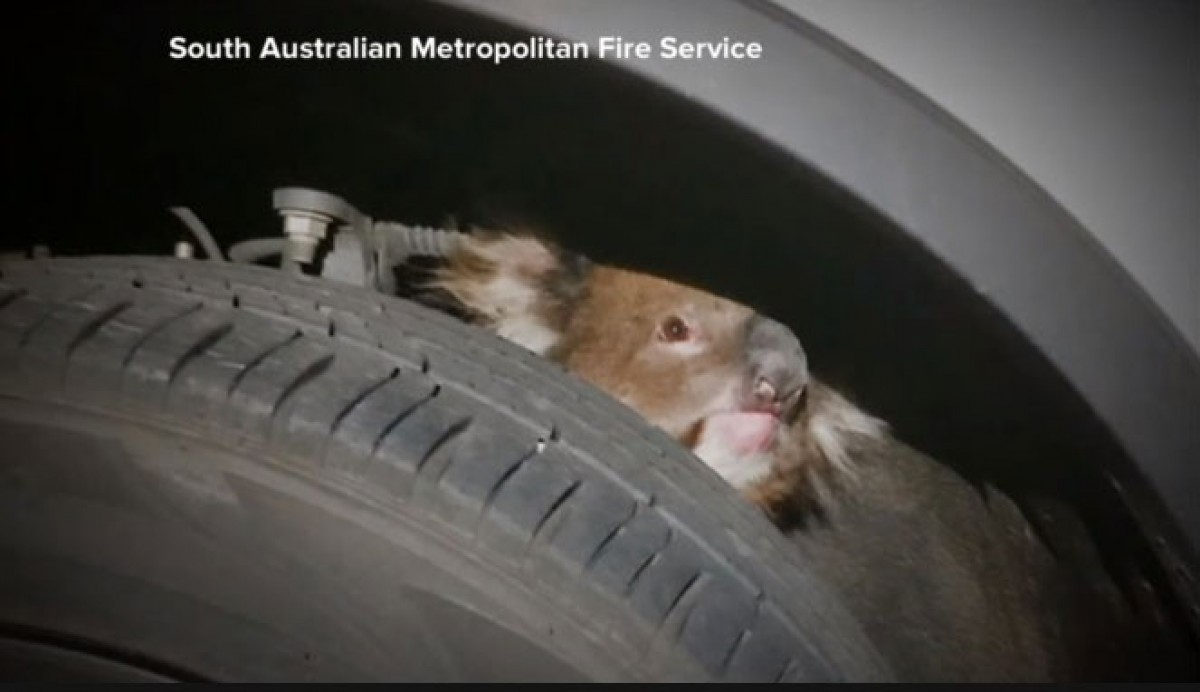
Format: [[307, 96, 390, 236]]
[[0, 256, 890, 682]]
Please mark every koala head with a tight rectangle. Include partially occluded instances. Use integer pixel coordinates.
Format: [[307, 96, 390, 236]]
[[418, 231, 813, 489]]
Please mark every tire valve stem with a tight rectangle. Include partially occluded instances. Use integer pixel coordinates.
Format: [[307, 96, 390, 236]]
[[280, 208, 332, 271]]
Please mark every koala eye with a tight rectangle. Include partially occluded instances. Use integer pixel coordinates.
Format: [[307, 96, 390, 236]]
[[658, 315, 692, 343]]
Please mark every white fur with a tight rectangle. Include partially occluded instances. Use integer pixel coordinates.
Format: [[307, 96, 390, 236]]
[[441, 236, 564, 356], [692, 438, 775, 489], [662, 337, 707, 358], [486, 274, 561, 355], [495, 315, 561, 355], [808, 389, 887, 479]]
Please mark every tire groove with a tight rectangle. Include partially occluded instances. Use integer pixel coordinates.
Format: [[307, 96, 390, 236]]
[[720, 630, 751, 677], [65, 301, 133, 360], [120, 302, 203, 370], [16, 285, 102, 347], [719, 594, 764, 675], [0, 288, 27, 312], [527, 480, 580, 550], [773, 657, 798, 683], [478, 448, 538, 528], [422, 418, 473, 482], [166, 321, 234, 387], [625, 527, 674, 595], [664, 572, 706, 630], [368, 389, 436, 458], [329, 368, 399, 438], [270, 352, 335, 418], [584, 502, 640, 573], [225, 330, 300, 398]]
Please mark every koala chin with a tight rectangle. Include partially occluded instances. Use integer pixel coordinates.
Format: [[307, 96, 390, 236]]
[[410, 230, 888, 529]]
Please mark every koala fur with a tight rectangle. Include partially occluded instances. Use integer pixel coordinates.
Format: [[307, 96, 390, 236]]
[[410, 229, 886, 527]]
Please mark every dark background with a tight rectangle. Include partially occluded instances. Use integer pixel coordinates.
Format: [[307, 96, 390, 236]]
[[7, 0, 1192, 645]]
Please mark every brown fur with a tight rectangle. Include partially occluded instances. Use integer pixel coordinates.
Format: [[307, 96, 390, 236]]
[[422, 231, 887, 525], [553, 266, 759, 440]]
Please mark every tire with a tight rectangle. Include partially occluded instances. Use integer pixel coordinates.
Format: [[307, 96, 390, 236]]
[[0, 256, 890, 682]]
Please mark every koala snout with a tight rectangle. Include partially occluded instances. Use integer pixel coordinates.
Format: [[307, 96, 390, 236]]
[[744, 315, 809, 417]]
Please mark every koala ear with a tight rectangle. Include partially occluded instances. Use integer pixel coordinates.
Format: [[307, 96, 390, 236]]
[[424, 230, 591, 356]]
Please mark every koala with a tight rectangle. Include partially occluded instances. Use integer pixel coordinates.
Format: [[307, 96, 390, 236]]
[[405, 229, 1187, 680], [408, 230, 887, 526]]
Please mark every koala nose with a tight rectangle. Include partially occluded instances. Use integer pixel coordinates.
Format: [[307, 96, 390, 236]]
[[745, 315, 809, 414]]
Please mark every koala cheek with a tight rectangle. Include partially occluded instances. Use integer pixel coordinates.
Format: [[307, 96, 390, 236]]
[[691, 415, 777, 489], [698, 412, 779, 457]]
